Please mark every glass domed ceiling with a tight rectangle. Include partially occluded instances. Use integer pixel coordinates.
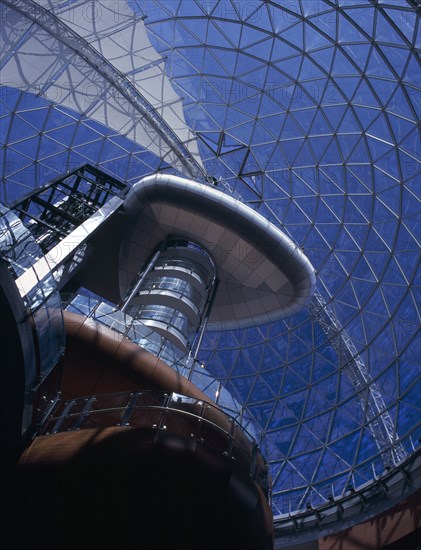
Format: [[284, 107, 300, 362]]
[[1, 0, 420, 519]]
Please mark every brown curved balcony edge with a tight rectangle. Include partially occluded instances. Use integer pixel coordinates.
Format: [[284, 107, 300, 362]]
[[38, 389, 270, 497]]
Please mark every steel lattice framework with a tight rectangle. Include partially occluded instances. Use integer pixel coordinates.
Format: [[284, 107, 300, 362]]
[[0, 0, 420, 527], [308, 289, 407, 468]]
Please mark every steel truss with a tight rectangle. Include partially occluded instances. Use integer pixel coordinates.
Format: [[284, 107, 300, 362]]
[[309, 289, 407, 468]]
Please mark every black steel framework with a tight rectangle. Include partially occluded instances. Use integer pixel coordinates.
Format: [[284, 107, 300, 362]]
[[11, 165, 127, 252]]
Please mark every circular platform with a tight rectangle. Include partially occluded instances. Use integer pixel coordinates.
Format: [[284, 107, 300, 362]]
[[120, 175, 316, 330]]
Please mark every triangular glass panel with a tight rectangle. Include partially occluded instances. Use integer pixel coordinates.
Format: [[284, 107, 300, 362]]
[[341, 43, 371, 71], [8, 116, 39, 143], [44, 124, 78, 147], [310, 375, 340, 413], [315, 198, 341, 224], [337, 133, 361, 158], [241, 65, 269, 89], [293, 139, 316, 167], [375, 148, 400, 179], [310, 46, 335, 72], [387, 86, 414, 120], [347, 199, 372, 230], [279, 139, 302, 165], [321, 194, 345, 219], [366, 112, 393, 143], [236, 52, 267, 75], [282, 114, 304, 139], [354, 429, 380, 467], [367, 78, 398, 110], [365, 225, 392, 256], [338, 13, 367, 43], [400, 128, 421, 159], [252, 142, 278, 168], [271, 37, 300, 61], [0, 115, 11, 146], [203, 49, 230, 76], [307, 10, 336, 38], [332, 76, 361, 100], [176, 20, 205, 46], [366, 48, 395, 80], [249, 375, 278, 403], [219, 147, 248, 171], [308, 135, 332, 160], [348, 7, 375, 36], [240, 149, 261, 175], [373, 167, 399, 194], [365, 251, 391, 282], [353, 79, 380, 107], [299, 79, 324, 104], [323, 105, 346, 130], [300, 56, 326, 79], [213, 20, 242, 47], [384, 8, 415, 43], [309, 109, 332, 135], [267, 68, 295, 99], [292, 108, 317, 134], [258, 112, 286, 139], [345, 310, 366, 349], [314, 449, 350, 481], [346, 165, 372, 192], [367, 135, 395, 162], [40, 135, 70, 158], [17, 107, 49, 133], [225, 106, 255, 128], [387, 113, 416, 142], [379, 44, 409, 79], [344, 198, 369, 224], [332, 49, 360, 76], [281, 21, 304, 50], [337, 107, 361, 133], [305, 23, 332, 50], [71, 141, 102, 164], [275, 56, 301, 80], [375, 11, 407, 46], [353, 105, 381, 129], [240, 23, 269, 50], [202, 103, 228, 127], [8, 136, 40, 158], [244, 37, 274, 61], [321, 138, 342, 165], [0, 86, 20, 111], [353, 256, 377, 283], [321, 82, 345, 105], [247, 402, 275, 428], [403, 53, 421, 87], [270, 4, 301, 34], [246, 3, 272, 30], [325, 431, 359, 466], [214, 49, 239, 75], [397, 399, 420, 438], [290, 426, 321, 456], [289, 84, 316, 110]]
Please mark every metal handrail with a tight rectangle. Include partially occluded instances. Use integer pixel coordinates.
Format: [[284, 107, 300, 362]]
[[39, 389, 270, 498]]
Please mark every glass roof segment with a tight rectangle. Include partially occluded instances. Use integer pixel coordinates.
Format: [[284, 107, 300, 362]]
[[0, 86, 182, 204], [136, 0, 421, 517], [1, 0, 204, 179], [0, 0, 420, 525]]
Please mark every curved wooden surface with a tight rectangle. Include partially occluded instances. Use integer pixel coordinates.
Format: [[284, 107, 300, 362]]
[[62, 309, 215, 400], [16, 426, 274, 550]]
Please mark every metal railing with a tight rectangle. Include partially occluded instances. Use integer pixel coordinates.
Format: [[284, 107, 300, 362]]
[[39, 389, 271, 500]]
